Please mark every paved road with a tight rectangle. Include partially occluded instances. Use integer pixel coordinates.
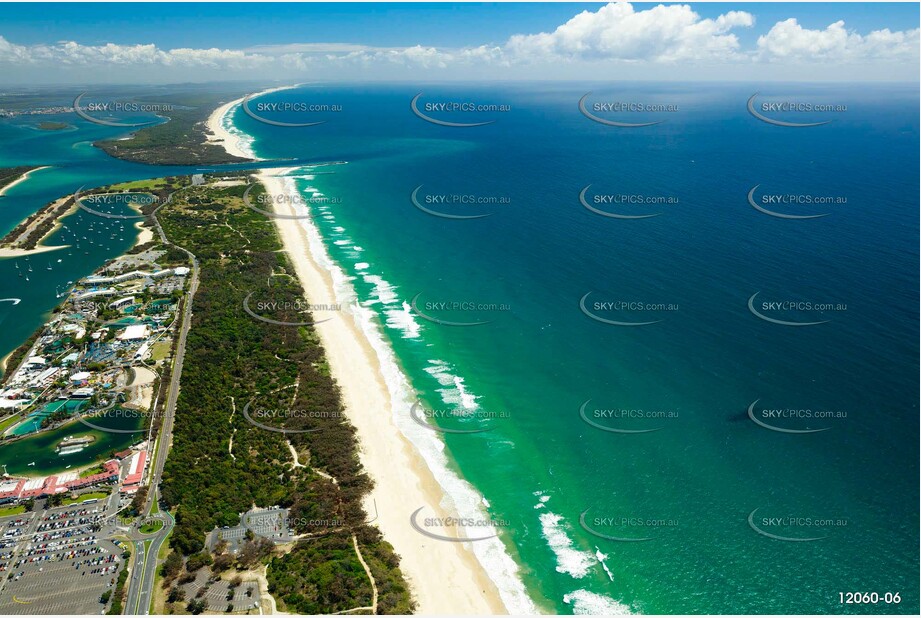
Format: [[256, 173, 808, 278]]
[[123, 184, 200, 615], [125, 538, 148, 614], [127, 510, 175, 615]]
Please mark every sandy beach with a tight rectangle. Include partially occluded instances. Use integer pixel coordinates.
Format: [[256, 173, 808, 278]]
[[257, 167, 510, 615], [204, 86, 299, 160], [133, 220, 154, 245], [0, 194, 76, 257], [0, 165, 50, 197], [0, 244, 68, 258]]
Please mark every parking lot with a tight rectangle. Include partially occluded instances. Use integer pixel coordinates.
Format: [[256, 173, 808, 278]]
[[209, 507, 296, 554], [179, 568, 260, 614], [0, 503, 125, 614]]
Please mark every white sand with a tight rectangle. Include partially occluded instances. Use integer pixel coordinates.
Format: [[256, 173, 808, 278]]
[[0, 166, 50, 197], [133, 221, 154, 245], [204, 97, 252, 159], [0, 244, 68, 258], [257, 168, 508, 615], [129, 366, 156, 387], [204, 86, 299, 161]]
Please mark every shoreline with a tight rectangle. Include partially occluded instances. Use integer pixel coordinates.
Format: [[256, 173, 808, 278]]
[[258, 167, 514, 615], [0, 194, 77, 257], [203, 86, 299, 161], [0, 201, 159, 480], [0, 165, 50, 197], [0, 244, 69, 258]]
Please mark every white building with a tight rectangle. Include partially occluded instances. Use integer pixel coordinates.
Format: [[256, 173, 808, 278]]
[[24, 356, 46, 369], [134, 342, 151, 361], [110, 296, 135, 309], [69, 371, 91, 384], [118, 325, 150, 341]]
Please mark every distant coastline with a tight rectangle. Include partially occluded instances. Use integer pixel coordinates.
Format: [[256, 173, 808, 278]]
[[0, 165, 49, 197], [203, 85, 299, 161], [93, 90, 254, 166]]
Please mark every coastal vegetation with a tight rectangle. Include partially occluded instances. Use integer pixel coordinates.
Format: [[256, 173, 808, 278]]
[[1, 326, 41, 382], [0, 166, 39, 192], [37, 121, 69, 131], [0, 193, 73, 250], [94, 90, 252, 166], [157, 177, 413, 613]]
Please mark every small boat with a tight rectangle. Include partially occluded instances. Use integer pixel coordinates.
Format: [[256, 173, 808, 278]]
[[27, 462, 35, 466]]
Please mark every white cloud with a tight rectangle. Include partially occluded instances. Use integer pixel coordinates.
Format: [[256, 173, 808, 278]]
[[0, 35, 273, 71], [757, 18, 920, 62], [504, 2, 754, 63], [0, 3, 918, 82], [244, 43, 400, 54], [0, 35, 31, 63]]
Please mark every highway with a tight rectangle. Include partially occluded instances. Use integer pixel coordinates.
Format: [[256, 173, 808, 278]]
[[123, 183, 200, 615]]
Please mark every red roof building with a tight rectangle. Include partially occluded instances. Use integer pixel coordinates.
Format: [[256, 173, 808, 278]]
[[122, 450, 147, 489], [0, 460, 119, 501]]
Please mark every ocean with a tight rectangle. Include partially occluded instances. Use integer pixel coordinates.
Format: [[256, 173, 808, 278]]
[[226, 82, 919, 614], [0, 82, 917, 614]]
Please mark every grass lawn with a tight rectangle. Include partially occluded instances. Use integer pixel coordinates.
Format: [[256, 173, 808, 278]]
[[0, 413, 22, 434], [0, 504, 26, 517], [110, 179, 166, 191], [150, 341, 171, 361], [157, 518, 173, 559], [79, 464, 105, 478], [149, 518, 175, 615], [140, 519, 163, 534], [61, 490, 109, 505]]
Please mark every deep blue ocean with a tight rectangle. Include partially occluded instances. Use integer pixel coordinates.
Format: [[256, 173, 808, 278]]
[[232, 82, 919, 614], [0, 82, 917, 614]]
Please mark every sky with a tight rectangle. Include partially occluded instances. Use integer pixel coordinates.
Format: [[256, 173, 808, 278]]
[[0, 2, 918, 84]]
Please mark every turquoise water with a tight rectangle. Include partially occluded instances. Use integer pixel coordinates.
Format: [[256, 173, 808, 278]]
[[0, 83, 916, 614], [0, 96, 213, 476], [0, 99, 312, 372], [0, 111, 196, 375], [231, 83, 919, 614]]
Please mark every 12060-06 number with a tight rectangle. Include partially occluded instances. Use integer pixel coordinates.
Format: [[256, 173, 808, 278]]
[[839, 592, 901, 604]]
